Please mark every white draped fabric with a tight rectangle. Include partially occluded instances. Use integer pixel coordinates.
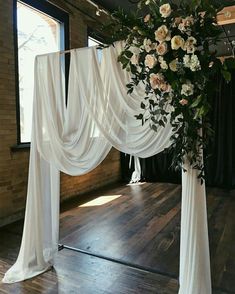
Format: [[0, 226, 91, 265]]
[[3, 42, 211, 294]]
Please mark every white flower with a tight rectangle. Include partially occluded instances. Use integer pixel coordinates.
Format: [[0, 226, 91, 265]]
[[145, 54, 157, 68], [129, 46, 140, 55], [156, 42, 168, 55], [155, 25, 171, 43], [159, 3, 172, 18], [130, 53, 139, 65], [132, 37, 139, 45], [190, 54, 201, 71], [183, 36, 197, 53], [171, 35, 185, 50], [185, 16, 195, 26], [181, 80, 194, 96], [159, 56, 168, 70], [183, 54, 191, 67], [183, 54, 201, 71], [173, 17, 182, 27], [169, 59, 178, 72], [143, 38, 154, 53], [178, 16, 194, 34], [186, 36, 197, 45]]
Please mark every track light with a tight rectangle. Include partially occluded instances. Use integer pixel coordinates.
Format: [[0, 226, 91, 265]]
[[96, 8, 101, 16]]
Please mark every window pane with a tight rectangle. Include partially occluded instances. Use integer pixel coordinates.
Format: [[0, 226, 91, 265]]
[[88, 36, 100, 47], [17, 1, 61, 143], [88, 36, 102, 63]]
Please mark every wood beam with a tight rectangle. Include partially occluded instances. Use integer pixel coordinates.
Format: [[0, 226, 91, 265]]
[[217, 6, 235, 25]]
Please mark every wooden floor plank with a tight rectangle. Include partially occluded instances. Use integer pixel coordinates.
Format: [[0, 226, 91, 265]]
[[0, 182, 234, 293], [0, 249, 179, 294]]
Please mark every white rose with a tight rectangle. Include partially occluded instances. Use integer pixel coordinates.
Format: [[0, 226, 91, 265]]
[[156, 42, 168, 55], [171, 35, 185, 50], [186, 36, 197, 45], [181, 81, 194, 96], [169, 59, 178, 72], [159, 56, 168, 70], [159, 3, 172, 18], [155, 25, 171, 43], [145, 54, 158, 68]]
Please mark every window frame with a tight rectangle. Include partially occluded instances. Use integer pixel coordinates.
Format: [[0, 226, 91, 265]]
[[13, 0, 69, 148]]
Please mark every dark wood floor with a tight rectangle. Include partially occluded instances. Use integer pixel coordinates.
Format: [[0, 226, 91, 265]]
[[0, 182, 234, 293]]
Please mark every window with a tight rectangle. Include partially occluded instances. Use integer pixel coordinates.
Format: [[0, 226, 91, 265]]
[[88, 35, 103, 63], [14, 0, 69, 144], [88, 36, 101, 47]]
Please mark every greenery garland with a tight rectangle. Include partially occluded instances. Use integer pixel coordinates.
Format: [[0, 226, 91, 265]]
[[102, 0, 235, 181]]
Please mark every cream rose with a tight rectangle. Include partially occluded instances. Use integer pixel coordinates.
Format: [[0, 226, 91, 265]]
[[156, 42, 168, 55], [159, 3, 172, 18], [173, 17, 182, 27], [145, 54, 157, 68], [178, 16, 194, 33], [169, 59, 178, 72], [160, 83, 171, 93], [143, 38, 154, 53], [130, 53, 139, 65], [155, 25, 171, 43], [183, 37, 197, 53], [149, 73, 164, 90], [171, 35, 185, 50]]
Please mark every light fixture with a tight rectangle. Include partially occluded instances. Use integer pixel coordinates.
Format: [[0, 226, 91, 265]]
[[85, 0, 109, 16], [96, 8, 101, 16], [224, 11, 232, 19]]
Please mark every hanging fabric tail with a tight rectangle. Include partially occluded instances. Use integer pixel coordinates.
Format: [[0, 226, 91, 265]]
[[179, 161, 211, 294], [129, 156, 141, 183]]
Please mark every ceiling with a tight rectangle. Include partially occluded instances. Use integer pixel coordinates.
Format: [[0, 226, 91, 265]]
[[92, 0, 137, 13]]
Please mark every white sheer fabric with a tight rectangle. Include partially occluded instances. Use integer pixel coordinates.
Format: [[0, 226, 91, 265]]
[[3, 42, 211, 294]]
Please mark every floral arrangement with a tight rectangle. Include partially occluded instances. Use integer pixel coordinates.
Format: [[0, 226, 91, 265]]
[[102, 0, 235, 180]]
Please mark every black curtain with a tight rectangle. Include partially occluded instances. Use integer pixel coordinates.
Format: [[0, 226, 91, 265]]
[[121, 71, 235, 189], [205, 71, 235, 189]]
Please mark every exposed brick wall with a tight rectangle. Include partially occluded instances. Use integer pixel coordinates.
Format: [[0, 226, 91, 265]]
[[0, 0, 121, 227]]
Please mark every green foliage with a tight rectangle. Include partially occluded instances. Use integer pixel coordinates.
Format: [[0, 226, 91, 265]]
[[102, 0, 235, 181]]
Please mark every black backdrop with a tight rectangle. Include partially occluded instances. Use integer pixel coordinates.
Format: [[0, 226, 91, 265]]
[[121, 71, 235, 189]]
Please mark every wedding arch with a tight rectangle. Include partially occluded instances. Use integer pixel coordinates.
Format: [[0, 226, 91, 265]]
[[2, 42, 211, 294]]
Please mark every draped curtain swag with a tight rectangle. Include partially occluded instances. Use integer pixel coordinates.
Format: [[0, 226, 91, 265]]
[[3, 42, 211, 294]]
